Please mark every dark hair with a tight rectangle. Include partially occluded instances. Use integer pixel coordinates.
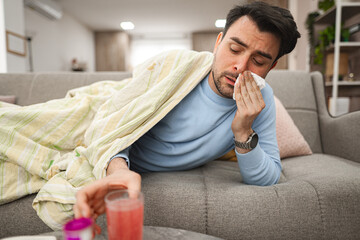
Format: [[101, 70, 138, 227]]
[[223, 1, 301, 61]]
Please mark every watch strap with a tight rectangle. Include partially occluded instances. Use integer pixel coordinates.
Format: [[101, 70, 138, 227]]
[[234, 132, 256, 150]]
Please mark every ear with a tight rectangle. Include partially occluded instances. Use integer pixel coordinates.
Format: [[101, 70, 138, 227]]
[[270, 61, 277, 70], [213, 32, 224, 54]]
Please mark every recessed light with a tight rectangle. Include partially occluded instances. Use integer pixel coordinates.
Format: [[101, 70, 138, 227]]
[[120, 21, 135, 30], [215, 19, 226, 28]]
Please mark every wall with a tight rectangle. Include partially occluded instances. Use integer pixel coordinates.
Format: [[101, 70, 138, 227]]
[[3, 0, 26, 72], [0, 0, 6, 72], [289, 0, 318, 71], [192, 32, 218, 52], [24, 7, 95, 72]]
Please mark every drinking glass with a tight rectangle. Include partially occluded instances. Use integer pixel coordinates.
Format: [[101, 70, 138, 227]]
[[105, 189, 144, 240]]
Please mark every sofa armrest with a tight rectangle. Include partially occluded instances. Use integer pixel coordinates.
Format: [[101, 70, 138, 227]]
[[312, 71, 360, 163], [320, 111, 360, 163]]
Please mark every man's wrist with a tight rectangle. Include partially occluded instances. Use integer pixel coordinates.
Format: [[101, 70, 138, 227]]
[[106, 157, 129, 176], [233, 129, 254, 142], [233, 129, 255, 154]]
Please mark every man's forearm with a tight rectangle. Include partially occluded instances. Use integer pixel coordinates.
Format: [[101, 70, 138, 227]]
[[106, 157, 129, 176]]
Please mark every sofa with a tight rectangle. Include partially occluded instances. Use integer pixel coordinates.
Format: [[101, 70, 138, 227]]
[[0, 70, 359, 240]]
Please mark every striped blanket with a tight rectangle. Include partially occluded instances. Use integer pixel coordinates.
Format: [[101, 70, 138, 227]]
[[0, 49, 213, 229]]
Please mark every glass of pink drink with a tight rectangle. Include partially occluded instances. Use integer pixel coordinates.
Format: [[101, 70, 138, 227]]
[[105, 189, 144, 240]]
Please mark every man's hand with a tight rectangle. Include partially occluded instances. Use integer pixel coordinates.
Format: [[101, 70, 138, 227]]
[[73, 158, 141, 228], [232, 71, 265, 153]]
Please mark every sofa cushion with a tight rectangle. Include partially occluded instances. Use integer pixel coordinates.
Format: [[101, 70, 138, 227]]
[[2, 156, 360, 240], [141, 156, 360, 240], [281, 154, 360, 240], [26, 72, 132, 105], [266, 70, 322, 154], [0, 74, 34, 106], [0, 194, 52, 237], [0, 95, 16, 104], [275, 96, 312, 159]]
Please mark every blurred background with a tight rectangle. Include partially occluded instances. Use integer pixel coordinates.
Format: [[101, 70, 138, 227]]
[[1, 0, 360, 115], [0, 0, 318, 73]]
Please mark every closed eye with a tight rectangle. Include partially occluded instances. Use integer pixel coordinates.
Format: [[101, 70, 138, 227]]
[[253, 58, 264, 66]]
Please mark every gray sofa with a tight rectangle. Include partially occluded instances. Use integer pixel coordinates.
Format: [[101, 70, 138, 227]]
[[0, 71, 359, 240]]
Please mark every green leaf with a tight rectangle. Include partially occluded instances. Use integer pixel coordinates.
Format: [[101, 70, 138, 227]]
[[53, 145, 62, 151], [49, 160, 54, 168]]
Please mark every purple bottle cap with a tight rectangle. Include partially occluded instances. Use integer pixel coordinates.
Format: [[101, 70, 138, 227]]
[[64, 217, 93, 231]]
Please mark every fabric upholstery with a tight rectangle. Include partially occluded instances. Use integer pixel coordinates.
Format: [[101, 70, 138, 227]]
[[0, 194, 52, 236], [1, 70, 360, 240], [0, 95, 16, 104], [275, 96, 312, 158], [0, 74, 34, 106], [3, 156, 359, 240], [311, 71, 360, 163], [0, 72, 132, 106], [266, 70, 322, 153], [141, 157, 360, 240]]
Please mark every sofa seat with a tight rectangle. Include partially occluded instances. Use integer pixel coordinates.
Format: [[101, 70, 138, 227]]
[[141, 155, 360, 240], [2, 154, 359, 240]]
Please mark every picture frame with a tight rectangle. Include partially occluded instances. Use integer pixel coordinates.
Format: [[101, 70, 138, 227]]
[[6, 30, 27, 57]]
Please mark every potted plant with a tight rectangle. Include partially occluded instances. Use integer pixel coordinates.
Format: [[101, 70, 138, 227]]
[[314, 25, 350, 65], [306, 0, 350, 73], [306, 0, 334, 66]]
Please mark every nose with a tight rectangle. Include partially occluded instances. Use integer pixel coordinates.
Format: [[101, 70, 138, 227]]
[[232, 55, 250, 73]]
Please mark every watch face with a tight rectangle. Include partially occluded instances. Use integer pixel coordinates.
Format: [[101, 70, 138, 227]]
[[250, 133, 259, 149]]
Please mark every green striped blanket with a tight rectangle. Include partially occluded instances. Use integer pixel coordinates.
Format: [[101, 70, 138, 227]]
[[0, 49, 213, 230]]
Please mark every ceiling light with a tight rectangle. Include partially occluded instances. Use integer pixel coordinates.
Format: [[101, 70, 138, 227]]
[[120, 21, 135, 30], [215, 19, 226, 28]]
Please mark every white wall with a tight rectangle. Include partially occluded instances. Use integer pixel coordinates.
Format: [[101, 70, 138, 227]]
[[25, 8, 95, 72], [3, 0, 26, 72], [289, 0, 318, 71], [0, 0, 7, 72]]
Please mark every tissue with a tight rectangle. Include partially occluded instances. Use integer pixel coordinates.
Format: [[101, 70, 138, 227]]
[[233, 72, 265, 100]]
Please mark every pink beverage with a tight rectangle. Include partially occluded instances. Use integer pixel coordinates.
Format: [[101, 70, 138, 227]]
[[105, 189, 144, 240]]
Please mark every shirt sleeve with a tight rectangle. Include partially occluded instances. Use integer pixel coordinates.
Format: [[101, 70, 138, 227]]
[[235, 86, 281, 186], [107, 146, 131, 169]]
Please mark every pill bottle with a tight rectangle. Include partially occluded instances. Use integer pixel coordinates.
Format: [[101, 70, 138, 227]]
[[63, 217, 93, 240]]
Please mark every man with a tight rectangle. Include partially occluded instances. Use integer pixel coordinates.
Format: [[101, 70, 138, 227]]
[[74, 1, 300, 225]]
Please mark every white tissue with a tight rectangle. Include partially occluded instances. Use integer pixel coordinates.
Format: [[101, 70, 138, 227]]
[[233, 72, 265, 100]]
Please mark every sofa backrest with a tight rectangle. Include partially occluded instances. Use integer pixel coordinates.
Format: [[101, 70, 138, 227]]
[[0, 70, 323, 153], [0, 72, 132, 106], [266, 70, 322, 153]]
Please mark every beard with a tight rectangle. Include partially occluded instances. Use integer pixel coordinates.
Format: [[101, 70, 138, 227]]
[[210, 57, 238, 99]]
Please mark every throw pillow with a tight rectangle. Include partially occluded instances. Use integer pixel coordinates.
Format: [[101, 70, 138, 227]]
[[0, 95, 16, 104], [217, 95, 312, 161], [274, 96, 312, 159]]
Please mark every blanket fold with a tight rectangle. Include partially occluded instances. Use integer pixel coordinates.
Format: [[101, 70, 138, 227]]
[[0, 49, 213, 229]]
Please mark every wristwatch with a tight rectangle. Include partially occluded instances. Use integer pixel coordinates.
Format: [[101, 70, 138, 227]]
[[234, 131, 259, 150]]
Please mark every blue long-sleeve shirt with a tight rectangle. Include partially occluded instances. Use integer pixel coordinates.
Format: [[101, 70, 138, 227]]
[[112, 73, 281, 186]]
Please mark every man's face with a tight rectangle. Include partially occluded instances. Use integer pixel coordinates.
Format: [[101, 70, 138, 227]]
[[209, 16, 280, 98]]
